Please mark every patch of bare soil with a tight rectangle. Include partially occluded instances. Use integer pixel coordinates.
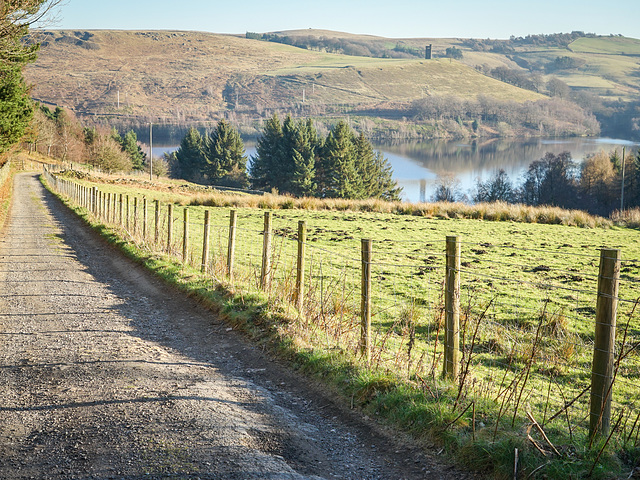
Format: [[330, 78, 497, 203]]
[[0, 173, 479, 479]]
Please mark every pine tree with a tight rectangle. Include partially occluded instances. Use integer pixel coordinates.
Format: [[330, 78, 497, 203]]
[[278, 115, 298, 192], [0, 63, 33, 155], [1, 1, 63, 156], [109, 127, 123, 146], [352, 133, 402, 201], [203, 120, 247, 187], [250, 113, 283, 191], [289, 119, 318, 196], [174, 127, 205, 182], [318, 121, 359, 198], [291, 149, 317, 196], [121, 130, 145, 170], [372, 151, 402, 201]]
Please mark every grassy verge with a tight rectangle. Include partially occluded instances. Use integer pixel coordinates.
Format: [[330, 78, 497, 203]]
[[43, 171, 640, 479], [0, 161, 12, 231]]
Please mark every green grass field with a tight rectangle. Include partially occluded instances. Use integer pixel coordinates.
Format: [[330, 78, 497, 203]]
[[50, 170, 640, 479], [570, 37, 640, 55]]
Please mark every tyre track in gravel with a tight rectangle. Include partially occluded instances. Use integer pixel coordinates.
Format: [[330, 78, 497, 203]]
[[0, 173, 479, 479]]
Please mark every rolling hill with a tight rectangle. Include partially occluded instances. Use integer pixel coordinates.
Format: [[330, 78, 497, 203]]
[[24, 29, 544, 123], [268, 30, 640, 102]]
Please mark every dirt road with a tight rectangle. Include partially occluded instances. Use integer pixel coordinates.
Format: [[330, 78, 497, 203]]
[[0, 173, 476, 479]]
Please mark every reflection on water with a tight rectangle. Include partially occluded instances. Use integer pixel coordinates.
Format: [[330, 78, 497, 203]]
[[379, 137, 639, 203], [153, 137, 639, 204]]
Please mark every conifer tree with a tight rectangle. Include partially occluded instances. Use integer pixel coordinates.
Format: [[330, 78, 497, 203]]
[[121, 130, 145, 170], [627, 148, 640, 208], [318, 121, 359, 198], [174, 127, 205, 182], [270, 115, 297, 192], [250, 113, 283, 191], [1, 1, 63, 156], [0, 63, 33, 155], [291, 149, 317, 196], [353, 133, 401, 201], [203, 120, 247, 187], [289, 118, 318, 196]]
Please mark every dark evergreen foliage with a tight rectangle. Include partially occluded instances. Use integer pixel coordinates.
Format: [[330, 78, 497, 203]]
[[172, 122, 248, 187], [121, 130, 145, 170], [203, 120, 248, 187], [250, 114, 283, 191], [0, 63, 33, 155], [250, 117, 401, 201], [174, 127, 205, 182], [319, 121, 360, 198]]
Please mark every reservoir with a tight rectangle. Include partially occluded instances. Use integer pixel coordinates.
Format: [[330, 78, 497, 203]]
[[152, 136, 639, 203]]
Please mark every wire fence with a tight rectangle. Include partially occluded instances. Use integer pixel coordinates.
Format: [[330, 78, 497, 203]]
[[44, 168, 640, 449]]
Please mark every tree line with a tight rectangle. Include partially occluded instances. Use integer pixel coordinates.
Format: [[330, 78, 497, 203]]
[[27, 105, 155, 174], [436, 148, 640, 216], [245, 32, 423, 59], [171, 114, 402, 200], [411, 95, 599, 137]]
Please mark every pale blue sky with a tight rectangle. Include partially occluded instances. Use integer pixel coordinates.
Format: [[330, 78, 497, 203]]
[[51, 0, 639, 39]]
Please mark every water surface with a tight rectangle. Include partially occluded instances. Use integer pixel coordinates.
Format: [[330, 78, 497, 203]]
[[153, 137, 639, 203]]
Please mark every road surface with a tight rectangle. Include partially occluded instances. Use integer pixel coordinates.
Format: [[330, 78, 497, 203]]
[[0, 173, 477, 479]]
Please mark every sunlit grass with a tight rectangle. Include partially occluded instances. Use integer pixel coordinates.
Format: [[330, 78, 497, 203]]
[[46, 170, 640, 479]]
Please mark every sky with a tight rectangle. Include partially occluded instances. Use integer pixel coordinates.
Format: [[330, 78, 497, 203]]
[[49, 0, 640, 40]]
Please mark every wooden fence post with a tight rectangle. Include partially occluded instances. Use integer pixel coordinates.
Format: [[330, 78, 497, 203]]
[[142, 197, 148, 240], [201, 210, 210, 273], [443, 235, 461, 381], [133, 197, 138, 235], [125, 195, 130, 231], [227, 210, 237, 278], [260, 211, 272, 290], [361, 238, 373, 364], [154, 200, 160, 244], [295, 220, 307, 314], [92, 187, 97, 215], [106, 193, 111, 222], [124, 194, 131, 232], [589, 248, 621, 440], [167, 204, 174, 253], [183, 207, 189, 263], [119, 194, 123, 226]]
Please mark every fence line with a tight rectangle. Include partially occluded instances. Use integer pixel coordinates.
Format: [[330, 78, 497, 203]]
[[43, 167, 639, 449]]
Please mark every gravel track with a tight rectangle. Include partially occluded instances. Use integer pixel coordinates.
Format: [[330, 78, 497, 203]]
[[0, 173, 478, 480]]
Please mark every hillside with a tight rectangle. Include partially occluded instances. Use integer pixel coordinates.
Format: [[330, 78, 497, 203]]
[[24, 30, 543, 123], [270, 30, 640, 102]]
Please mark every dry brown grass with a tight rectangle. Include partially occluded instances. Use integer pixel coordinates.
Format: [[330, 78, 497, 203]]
[[611, 208, 640, 228], [57, 163, 612, 228], [24, 30, 542, 122], [188, 192, 611, 227]]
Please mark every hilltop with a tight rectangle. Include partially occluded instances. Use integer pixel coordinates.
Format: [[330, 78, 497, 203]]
[[24, 30, 541, 119], [268, 29, 640, 101], [22, 29, 638, 139]]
